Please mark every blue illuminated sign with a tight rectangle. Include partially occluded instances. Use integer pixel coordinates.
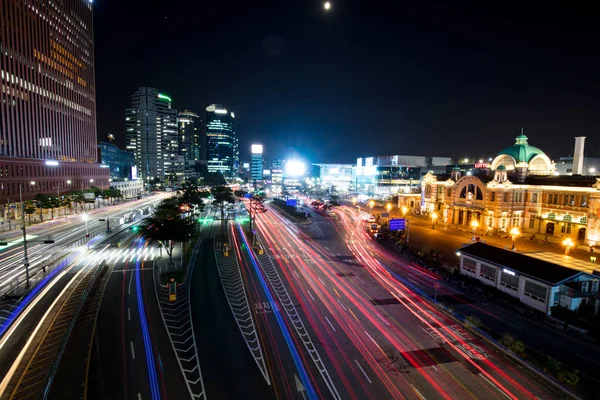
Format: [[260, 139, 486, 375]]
[[389, 218, 405, 231]]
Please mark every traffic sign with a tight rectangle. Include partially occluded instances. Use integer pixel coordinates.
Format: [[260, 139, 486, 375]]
[[381, 212, 389, 218], [389, 218, 406, 231], [286, 199, 298, 207], [169, 293, 177, 302]]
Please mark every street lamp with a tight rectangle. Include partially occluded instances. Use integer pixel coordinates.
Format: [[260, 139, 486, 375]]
[[563, 238, 574, 255], [431, 212, 438, 229], [470, 219, 479, 234], [401, 206, 408, 216], [386, 203, 392, 213], [510, 227, 520, 250], [369, 200, 375, 210], [83, 213, 89, 240], [352, 197, 357, 206]]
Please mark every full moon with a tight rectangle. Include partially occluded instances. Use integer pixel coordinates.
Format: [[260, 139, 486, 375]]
[[324, 2, 331, 10]]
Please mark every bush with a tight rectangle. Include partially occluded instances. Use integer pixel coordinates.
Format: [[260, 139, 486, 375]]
[[465, 315, 482, 328], [500, 332, 525, 356], [544, 357, 580, 387]]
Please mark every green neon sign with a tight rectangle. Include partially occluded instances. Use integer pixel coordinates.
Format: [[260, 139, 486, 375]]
[[158, 94, 172, 102]]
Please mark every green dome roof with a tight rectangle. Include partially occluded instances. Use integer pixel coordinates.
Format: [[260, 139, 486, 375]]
[[497, 134, 546, 163], [496, 165, 507, 171]]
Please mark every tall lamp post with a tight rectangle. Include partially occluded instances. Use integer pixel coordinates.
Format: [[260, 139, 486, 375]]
[[431, 212, 438, 229], [20, 183, 33, 287], [510, 227, 520, 251], [386, 203, 392, 214], [563, 238, 574, 255], [470, 219, 479, 235], [402, 206, 410, 243]]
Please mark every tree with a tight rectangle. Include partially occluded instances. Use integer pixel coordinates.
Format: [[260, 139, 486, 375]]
[[23, 201, 37, 225], [201, 172, 227, 187], [48, 196, 60, 219], [60, 195, 73, 215], [180, 181, 209, 210], [139, 199, 194, 264], [211, 186, 235, 238], [70, 191, 85, 213], [34, 194, 51, 220]]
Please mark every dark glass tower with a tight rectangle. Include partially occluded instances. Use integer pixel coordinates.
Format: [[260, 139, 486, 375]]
[[204, 104, 237, 177]]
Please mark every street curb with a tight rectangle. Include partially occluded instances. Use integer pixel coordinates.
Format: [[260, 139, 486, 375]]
[[449, 305, 580, 399], [416, 284, 581, 399]]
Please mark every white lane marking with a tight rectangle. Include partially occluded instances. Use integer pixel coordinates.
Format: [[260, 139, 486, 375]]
[[410, 384, 426, 399], [376, 312, 390, 327], [130, 341, 136, 359], [138, 393, 142, 400], [128, 308, 131, 321], [354, 359, 372, 383], [128, 271, 133, 295], [479, 374, 511, 399], [336, 299, 347, 311], [0, 263, 88, 396], [306, 290, 315, 301], [577, 353, 600, 366], [324, 316, 336, 332], [293, 270, 300, 278], [318, 277, 326, 286]]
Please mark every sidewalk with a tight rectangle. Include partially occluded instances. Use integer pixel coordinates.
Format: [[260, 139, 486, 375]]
[[0, 199, 138, 239]]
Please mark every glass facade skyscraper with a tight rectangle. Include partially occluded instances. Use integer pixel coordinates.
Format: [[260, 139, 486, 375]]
[[125, 87, 179, 184], [204, 104, 238, 177], [98, 142, 135, 181], [178, 110, 201, 175]]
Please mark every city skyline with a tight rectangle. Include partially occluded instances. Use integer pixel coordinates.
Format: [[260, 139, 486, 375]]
[[94, 0, 599, 163]]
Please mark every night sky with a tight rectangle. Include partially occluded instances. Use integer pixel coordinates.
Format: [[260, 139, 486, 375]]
[[94, 0, 599, 164]]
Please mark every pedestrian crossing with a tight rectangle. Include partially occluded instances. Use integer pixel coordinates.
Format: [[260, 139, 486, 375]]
[[88, 246, 161, 264]]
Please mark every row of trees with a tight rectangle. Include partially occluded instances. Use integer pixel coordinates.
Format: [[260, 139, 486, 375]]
[[139, 181, 232, 262], [19, 187, 122, 224]]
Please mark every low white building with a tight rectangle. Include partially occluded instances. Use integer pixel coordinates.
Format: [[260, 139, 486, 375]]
[[458, 242, 599, 315], [111, 180, 144, 199]]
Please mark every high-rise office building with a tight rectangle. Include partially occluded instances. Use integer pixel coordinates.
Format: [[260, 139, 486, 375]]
[[125, 87, 179, 184], [251, 144, 264, 182], [178, 110, 201, 178], [204, 104, 238, 177], [0, 0, 109, 206]]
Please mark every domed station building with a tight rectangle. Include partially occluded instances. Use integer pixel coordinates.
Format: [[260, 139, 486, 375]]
[[421, 133, 600, 246]]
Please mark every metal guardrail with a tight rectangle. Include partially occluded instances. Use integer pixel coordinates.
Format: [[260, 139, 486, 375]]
[[40, 260, 107, 398]]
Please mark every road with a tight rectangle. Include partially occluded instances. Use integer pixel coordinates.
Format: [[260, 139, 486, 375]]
[[351, 206, 600, 398], [237, 200, 568, 399], [92, 232, 188, 400], [0, 193, 169, 296]]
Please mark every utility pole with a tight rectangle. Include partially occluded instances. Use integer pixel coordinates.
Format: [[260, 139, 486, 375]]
[[7, 198, 11, 230], [19, 185, 31, 288]]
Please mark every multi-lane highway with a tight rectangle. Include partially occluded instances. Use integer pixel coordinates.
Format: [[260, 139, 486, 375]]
[[91, 236, 189, 400], [0, 194, 576, 400], [0, 194, 169, 296], [234, 199, 569, 399]]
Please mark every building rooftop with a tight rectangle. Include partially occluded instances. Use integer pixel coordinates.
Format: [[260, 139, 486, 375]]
[[497, 134, 546, 164], [459, 242, 584, 285], [522, 175, 598, 187]]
